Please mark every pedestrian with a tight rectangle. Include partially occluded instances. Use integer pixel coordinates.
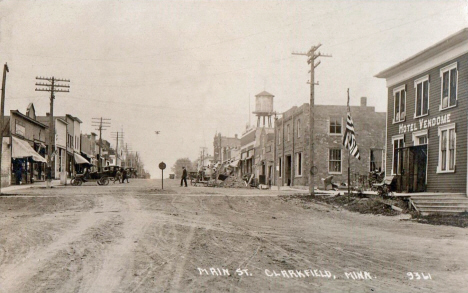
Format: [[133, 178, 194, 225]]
[[124, 168, 130, 183], [180, 166, 188, 187], [121, 168, 129, 183], [120, 168, 125, 184], [114, 168, 121, 184], [15, 164, 22, 185]]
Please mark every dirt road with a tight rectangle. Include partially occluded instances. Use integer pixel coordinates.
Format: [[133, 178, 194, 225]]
[[0, 179, 466, 292]]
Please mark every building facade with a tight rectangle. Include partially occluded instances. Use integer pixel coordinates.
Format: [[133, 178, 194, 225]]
[[376, 28, 468, 193], [213, 133, 240, 163], [37, 115, 68, 179], [1, 104, 48, 186], [276, 98, 386, 187]]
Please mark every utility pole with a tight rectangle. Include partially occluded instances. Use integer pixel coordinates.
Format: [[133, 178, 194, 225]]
[[91, 117, 111, 172], [36, 76, 70, 188], [111, 131, 124, 166], [200, 146, 208, 178], [0, 63, 9, 193], [293, 44, 331, 196]]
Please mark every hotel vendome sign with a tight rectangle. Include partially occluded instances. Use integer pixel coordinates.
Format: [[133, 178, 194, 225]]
[[398, 113, 452, 134]]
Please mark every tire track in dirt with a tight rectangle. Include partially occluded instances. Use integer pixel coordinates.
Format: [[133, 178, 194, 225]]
[[83, 195, 154, 293], [0, 196, 111, 293]]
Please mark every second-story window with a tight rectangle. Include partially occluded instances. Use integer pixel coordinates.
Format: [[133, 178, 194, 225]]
[[329, 117, 342, 135], [415, 76, 429, 117], [440, 62, 457, 110], [287, 124, 290, 141], [394, 85, 406, 123]]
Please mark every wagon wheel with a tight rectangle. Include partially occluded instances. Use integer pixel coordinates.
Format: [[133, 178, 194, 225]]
[[100, 177, 110, 186], [71, 178, 77, 186], [77, 179, 83, 186], [97, 179, 103, 185]]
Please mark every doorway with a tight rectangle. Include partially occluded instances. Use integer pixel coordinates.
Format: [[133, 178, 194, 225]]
[[397, 145, 427, 192], [285, 155, 292, 186]]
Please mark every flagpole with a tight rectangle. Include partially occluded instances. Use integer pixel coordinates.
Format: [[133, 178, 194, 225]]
[[347, 88, 351, 203]]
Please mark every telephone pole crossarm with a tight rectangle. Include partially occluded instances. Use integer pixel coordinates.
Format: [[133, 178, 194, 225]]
[[292, 44, 332, 196]]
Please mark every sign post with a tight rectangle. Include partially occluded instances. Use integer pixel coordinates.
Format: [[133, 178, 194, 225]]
[[159, 162, 166, 190]]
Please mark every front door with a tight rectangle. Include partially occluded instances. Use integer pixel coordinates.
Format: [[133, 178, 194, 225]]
[[399, 145, 427, 192]]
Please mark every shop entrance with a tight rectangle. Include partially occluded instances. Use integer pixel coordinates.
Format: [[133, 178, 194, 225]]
[[397, 145, 427, 192]]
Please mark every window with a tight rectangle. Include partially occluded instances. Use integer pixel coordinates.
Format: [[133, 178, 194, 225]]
[[329, 149, 342, 174], [370, 149, 383, 172], [297, 119, 301, 138], [412, 129, 428, 146], [278, 129, 281, 145], [393, 85, 406, 123], [440, 63, 457, 110], [414, 75, 429, 117], [295, 152, 302, 176], [287, 124, 290, 141], [278, 157, 282, 177], [392, 135, 404, 175], [438, 123, 456, 173], [329, 117, 342, 135]]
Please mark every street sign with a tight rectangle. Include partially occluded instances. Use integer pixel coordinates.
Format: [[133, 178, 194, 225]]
[[159, 162, 166, 189]]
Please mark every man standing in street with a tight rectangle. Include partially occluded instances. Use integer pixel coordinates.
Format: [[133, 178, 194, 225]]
[[180, 166, 188, 187]]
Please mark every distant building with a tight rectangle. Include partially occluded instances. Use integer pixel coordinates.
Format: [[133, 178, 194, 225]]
[[276, 98, 386, 187], [239, 91, 276, 179], [213, 133, 240, 162], [375, 28, 468, 193]]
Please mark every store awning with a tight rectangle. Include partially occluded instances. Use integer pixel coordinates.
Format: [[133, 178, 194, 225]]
[[74, 152, 91, 165], [12, 136, 47, 163], [229, 160, 240, 168]]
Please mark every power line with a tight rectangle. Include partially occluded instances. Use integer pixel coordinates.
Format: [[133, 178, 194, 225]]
[[35, 76, 70, 187], [292, 44, 331, 196], [91, 117, 111, 171]]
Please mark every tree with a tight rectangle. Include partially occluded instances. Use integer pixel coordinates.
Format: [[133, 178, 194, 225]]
[[171, 157, 194, 178]]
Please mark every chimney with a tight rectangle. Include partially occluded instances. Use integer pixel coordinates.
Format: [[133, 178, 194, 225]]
[[46, 112, 50, 116], [360, 97, 367, 107], [235, 134, 238, 139]]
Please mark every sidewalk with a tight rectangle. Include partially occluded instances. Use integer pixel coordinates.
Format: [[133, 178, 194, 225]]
[[0, 180, 66, 193]]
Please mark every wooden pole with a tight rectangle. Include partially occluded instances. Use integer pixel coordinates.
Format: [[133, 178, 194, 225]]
[[0, 63, 9, 193], [347, 89, 351, 202]]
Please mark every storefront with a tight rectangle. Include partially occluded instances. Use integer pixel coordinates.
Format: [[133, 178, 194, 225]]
[[11, 136, 47, 185]]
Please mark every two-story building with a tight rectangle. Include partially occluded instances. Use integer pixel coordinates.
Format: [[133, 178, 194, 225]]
[[37, 115, 69, 180], [59, 115, 83, 176], [276, 98, 386, 187], [376, 28, 468, 194], [1, 104, 47, 186]]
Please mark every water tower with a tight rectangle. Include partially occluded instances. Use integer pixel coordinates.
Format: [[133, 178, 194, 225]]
[[253, 91, 274, 128]]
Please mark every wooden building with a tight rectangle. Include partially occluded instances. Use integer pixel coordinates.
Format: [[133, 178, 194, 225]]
[[376, 28, 468, 194]]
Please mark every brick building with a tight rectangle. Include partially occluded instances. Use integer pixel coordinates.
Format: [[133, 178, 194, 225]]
[[276, 98, 386, 187], [375, 28, 468, 193], [213, 133, 240, 162]]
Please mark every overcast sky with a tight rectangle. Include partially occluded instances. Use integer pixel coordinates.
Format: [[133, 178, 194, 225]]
[[0, 0, 467, 178]]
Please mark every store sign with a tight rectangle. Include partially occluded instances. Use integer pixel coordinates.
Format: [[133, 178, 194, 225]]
[[398, 114, 451, 134]]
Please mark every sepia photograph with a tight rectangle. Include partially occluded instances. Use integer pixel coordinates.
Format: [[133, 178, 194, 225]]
[[0, 0, 467, 292]]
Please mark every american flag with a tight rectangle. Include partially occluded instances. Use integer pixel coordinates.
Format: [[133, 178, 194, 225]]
[[343, 109, 361, 160]]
